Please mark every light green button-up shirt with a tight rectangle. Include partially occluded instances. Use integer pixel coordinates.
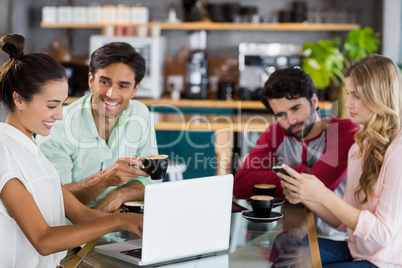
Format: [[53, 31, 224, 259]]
[[37, 94, 158, 207]]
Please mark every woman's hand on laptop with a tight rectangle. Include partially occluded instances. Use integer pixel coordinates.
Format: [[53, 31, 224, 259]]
[[119, 213, 143, 238]]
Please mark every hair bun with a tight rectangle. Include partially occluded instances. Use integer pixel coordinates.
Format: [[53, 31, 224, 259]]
[[0, 33, 25, 60]]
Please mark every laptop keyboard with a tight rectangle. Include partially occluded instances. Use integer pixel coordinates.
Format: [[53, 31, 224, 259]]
[[121, 248, 142, 259]]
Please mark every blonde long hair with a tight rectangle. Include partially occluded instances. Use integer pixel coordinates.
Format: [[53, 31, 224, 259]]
[[345, 54, 402, 204]]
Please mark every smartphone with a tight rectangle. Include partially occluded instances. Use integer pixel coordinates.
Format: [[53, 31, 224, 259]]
[[272, 165, 291, 179]]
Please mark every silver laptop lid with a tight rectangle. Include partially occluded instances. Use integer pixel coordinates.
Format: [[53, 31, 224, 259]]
[[141, 174, 234, 265]]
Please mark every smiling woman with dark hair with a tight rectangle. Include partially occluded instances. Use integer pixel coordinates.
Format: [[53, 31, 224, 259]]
[[0, 33, 143, 268]]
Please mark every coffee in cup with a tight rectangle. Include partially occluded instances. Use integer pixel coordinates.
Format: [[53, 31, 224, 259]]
[[253, 184, 276, 196], [141, 154, 169, 180], [250, 195, 274, 218], [121, 201, 144, 214]]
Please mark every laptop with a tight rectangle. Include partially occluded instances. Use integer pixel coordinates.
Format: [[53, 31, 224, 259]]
[[95, 174, 234, 266]]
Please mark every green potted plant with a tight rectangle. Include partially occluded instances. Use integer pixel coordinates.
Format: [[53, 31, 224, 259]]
[[343, 27, 380, 64], [302, 37, 345, 91], [302, 26, 380, 117]]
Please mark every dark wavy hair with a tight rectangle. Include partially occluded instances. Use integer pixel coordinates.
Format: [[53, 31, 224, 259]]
[[260, 67, 317, 113], [0, 33, 66, 111], [89, 42, 146, 87]]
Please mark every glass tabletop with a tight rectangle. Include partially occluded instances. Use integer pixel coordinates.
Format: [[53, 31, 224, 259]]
[[65, 202, 319, 268]]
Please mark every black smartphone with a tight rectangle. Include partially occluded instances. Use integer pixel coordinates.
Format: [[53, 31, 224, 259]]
[[272, 165, 291, 179]]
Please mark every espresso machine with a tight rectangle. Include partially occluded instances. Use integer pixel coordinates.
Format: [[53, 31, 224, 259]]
[[186, 30, 208, 99], [186, 50, 208, 99], [238, 43, 303, 100]]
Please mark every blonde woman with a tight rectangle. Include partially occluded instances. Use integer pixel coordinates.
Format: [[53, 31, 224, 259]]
[[278, 54, 402, 267], [0, 34, 144, 268]]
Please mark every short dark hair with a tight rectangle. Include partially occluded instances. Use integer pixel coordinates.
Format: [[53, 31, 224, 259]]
[[0, 33, 66, 111], [89, 42, 146, 87], [260, 67, 317, 113]]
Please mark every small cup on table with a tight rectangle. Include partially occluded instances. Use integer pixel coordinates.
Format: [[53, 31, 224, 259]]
[[253, 183, 276, 197], [250, 195, 274, 218]]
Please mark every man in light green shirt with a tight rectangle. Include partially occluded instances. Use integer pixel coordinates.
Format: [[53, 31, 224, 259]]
[[37, 42, 157, 212]]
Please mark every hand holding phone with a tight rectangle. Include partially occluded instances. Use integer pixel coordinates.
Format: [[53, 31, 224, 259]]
[[272, 166, 292, 180]]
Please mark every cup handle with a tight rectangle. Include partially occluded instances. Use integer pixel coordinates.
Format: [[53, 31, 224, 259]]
[[139, 159, 148, 173]]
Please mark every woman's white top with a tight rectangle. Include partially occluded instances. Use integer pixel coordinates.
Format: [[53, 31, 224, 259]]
[[0, 123, 67, 268]]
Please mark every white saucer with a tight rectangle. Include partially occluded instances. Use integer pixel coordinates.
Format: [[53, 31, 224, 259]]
[[241, 211, 283, 223]]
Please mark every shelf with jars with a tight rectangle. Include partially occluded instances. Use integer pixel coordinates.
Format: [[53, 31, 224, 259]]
[[40, 21, 360, 31]]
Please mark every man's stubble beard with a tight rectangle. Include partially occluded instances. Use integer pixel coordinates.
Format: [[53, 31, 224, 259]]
[[285, 106, 317, 140]]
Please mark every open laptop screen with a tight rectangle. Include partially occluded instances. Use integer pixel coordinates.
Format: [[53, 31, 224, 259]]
[[95, 174, 234, 266]]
